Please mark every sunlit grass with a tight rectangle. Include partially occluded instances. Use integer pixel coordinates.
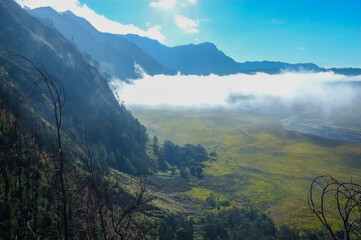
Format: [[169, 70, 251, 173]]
[[186, 187, 228, 202], [131, 108, 361, 229]]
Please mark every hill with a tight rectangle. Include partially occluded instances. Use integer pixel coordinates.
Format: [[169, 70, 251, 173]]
[[0, 0, 151, 175], [238, 61, 323, 74], [29, 7, 361, 77], [122, 34, 242, 75], [29, 7, 175, 80], [120, 35, 361, 76]]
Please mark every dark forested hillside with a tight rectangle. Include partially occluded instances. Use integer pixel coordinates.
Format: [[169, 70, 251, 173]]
[[0, 0, 152, 175], [0, 1, 158, 238]]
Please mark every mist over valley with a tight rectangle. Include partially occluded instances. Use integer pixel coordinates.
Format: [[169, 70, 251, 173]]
[[112, 71, 361, 143], [1, 0, 361, 239]]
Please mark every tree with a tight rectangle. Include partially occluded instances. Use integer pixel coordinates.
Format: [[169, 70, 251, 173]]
[[196, 166, 203, 179], [0, 52, 69, 239], [152, 136, 159, 156], [0, 52, 158, 239], [202, 207, 278, 240], [157, 213, 194, 240], [22, 55, 69, 239], [308, 175, 361, 240], [158, 140, 208, 176], [180, 167, 189, 179], [3, 53, 70, 238]]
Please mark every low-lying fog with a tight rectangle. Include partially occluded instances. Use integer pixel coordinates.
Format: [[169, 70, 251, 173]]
[[110, 71, 361, 142]]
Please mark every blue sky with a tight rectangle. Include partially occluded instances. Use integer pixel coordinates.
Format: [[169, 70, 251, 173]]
[[17, 0, 361, 67]]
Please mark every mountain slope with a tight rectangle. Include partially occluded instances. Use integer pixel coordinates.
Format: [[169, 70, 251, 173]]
[[0, 0, 152, 174], [236, 61, 323, 74], [122, 34, 242, 75], [238, 61, 321, 71], [29, 7, 175, 80], [27, 7, 361, 77], [123, 35, 361, 76], [29, 8, 360, 77]]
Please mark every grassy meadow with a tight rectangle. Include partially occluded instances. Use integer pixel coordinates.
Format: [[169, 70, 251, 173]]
[[131, 107, 361, 230]]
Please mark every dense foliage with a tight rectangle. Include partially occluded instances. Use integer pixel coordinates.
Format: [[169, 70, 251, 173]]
[[201, 208, 329, 240], [157, 139, 208, 179], [0, 55, 155, 239], [0, 110, 52, 239], [156, 213, 194, 240], [202, 208, 277, 240]]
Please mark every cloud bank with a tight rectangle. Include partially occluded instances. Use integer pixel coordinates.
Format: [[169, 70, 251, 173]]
[[110, 72, 361, 115], [15, 0, 166, 43]]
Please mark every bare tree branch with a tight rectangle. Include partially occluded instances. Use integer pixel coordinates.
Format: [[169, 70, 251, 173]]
[[309, 175, 361, 240]]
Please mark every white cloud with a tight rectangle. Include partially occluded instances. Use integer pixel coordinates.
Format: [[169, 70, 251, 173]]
[[297, 46, 305, 51], [174, 15, 199, 33], [150, 0, 177, 9], [188, 0, 197, 4], [111, 72, 361, 114], [15, 0, 166, 43]]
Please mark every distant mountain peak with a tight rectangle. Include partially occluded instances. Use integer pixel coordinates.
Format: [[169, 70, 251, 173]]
[[121, 34, 240, 75], [28, 6, 360, 77], [63, 10, 74, 16], [200, 41, 216, 47]]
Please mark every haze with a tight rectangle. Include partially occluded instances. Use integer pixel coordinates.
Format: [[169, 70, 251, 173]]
[[111, 71, 361, 115]]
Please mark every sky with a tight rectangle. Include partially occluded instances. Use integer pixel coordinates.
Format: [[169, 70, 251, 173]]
[[16, 0, 361, 68]]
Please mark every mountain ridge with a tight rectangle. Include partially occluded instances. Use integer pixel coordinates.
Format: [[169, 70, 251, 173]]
[[122, 34, 242, 75], [29, 6, 361, 79], [120, 34, 361, 76], [1, 0, 152, 174], [29, 6, 175, 80]]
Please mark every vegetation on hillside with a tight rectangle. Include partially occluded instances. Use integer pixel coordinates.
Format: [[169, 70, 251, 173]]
[[0, 55, 156, 239], [156, 139, 208, 179], [131, 107, 361, 236], [0, 0, 151, 176], [201, 208, 329, 240], [0, 51, 333, 240], [1, 1, 359, 239]]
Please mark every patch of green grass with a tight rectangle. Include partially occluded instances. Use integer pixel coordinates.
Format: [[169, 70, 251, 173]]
[[186, 187, 228, 202], [186, 187, 213, 201]]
